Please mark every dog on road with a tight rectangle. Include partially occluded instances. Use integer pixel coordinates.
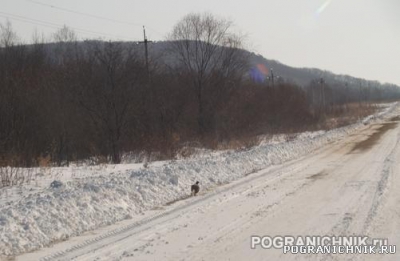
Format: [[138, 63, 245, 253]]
[[191, 181, 200, 196]]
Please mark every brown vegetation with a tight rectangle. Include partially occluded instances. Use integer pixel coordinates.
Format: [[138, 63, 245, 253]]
[[1, 15, 400, 167]]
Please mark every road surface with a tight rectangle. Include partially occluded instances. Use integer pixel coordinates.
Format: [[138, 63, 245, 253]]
[[18, 115, 400, 261]]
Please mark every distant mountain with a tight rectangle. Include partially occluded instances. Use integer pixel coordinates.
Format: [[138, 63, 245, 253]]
[[247, 52, 398, 89], [38, 40, 400, 91], [146, 41, 399, 91]]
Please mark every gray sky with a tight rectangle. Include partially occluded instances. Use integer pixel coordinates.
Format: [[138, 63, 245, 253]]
[[2, 0, 400, 85]]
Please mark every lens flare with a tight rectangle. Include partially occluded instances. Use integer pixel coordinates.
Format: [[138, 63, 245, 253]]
[[250, 64, 269, 83], [256, 64, 269, 75], [315, 0, 332, 17]]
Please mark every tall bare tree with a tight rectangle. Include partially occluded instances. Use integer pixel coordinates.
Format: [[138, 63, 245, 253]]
[[167, 13, 248, 135]]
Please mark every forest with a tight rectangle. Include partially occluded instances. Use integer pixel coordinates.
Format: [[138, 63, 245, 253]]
[[1, 13, 400, 166]]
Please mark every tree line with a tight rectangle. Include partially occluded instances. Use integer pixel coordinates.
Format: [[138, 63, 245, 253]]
[[1, 13, 399, 166]]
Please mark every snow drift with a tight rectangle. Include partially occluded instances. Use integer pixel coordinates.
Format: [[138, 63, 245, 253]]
[[0, 103, 397, 257]]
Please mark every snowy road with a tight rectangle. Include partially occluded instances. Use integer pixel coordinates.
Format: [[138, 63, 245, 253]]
[[17, 116, 400, 261]]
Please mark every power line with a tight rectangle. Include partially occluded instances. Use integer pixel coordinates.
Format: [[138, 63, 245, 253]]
[[25, 0, 165, 38], [0, 13, 129, 40], [0, 11, 134, 40], [0, 13, 59, 30], [26, 0, 143, 27]]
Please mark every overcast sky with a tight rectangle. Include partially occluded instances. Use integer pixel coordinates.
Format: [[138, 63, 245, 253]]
[[1, 0, 400, 85]]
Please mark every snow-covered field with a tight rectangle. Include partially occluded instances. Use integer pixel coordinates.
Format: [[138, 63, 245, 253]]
[[0, 103, 398, 258]]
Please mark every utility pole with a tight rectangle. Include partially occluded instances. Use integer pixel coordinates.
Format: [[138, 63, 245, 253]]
[[139, 26, 154, 165], [139, 26, 152, 82], [320, 77, 325, 110], [270, 68, 275, 87]]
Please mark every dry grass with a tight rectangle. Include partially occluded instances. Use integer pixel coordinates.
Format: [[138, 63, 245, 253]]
[[317, 103, 378, 130], [0, 166, 34, 188], [216, 136, 261, 151]]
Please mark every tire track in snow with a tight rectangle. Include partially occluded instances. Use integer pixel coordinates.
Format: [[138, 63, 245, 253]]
[[320, 122, 400, 261], [38, 158, 315, 261], [361, 126, 400, 234]]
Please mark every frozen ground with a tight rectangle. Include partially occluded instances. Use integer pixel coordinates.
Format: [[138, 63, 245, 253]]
[[0, 103, 398, 260]]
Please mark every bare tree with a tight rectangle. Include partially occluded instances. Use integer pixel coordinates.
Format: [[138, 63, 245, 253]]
[[167, 13, 247, 135], [73, 42, 145, 163], [0, 20, 18, 47], [31, 29, 47, 45], [53, 25, 77, 43]]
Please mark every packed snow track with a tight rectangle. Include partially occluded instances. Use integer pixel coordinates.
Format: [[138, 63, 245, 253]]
[[17, 114, 400, 260]]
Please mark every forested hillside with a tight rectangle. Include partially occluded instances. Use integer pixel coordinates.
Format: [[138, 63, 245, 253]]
[[1, 14, 399, 166]]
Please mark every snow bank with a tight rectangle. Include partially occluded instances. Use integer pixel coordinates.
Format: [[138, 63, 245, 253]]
[[0, 103, 398, 257]]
